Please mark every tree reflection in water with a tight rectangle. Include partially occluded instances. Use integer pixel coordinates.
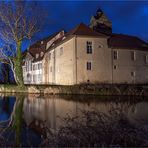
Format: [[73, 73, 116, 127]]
[[0, 94, 24, 146], [13, 95, 24, 146]]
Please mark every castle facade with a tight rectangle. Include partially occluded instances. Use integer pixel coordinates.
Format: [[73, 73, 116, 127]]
[[22, 10, 148, 85]]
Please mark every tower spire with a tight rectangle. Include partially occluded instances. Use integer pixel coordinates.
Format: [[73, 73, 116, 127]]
[[90, 8, 112, 35]]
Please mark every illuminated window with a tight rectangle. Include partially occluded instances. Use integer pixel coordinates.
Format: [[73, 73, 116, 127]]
[[86, 41, 92, 54]]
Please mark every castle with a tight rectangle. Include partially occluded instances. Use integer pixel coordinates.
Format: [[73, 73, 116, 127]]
[[22, 9, 148, 85]]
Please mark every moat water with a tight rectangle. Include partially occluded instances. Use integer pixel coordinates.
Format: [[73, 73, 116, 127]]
[[0, 94, 148, 146]]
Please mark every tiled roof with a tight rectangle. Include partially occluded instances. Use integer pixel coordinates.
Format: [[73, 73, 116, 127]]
[[29, 35, 53, 57], [24, 23, 148, 64], [108, 34, 148, 51], [66, 23, 107, 37], [46, 23, 107, 52], [27, 31, 63, 62]]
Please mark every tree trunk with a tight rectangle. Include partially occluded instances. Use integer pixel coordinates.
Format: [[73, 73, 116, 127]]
[[14, 41, 24, 87]]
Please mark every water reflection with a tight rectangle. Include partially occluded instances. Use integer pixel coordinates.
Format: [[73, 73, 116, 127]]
[[0, 94, 148, 146], [23, 95, 148, 132], [0, 96, 15, 121], [13, 95, 24, 146]]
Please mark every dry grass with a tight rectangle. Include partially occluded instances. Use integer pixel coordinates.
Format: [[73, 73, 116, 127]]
[[41, 107, 148, 147]]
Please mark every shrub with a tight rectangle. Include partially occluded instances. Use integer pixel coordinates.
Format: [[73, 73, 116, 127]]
[[41, 108, 148, 147]]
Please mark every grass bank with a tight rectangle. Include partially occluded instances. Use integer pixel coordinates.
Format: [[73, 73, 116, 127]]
[[0, 84, 148, 96]]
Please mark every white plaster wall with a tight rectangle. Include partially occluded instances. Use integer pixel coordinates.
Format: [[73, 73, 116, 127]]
[[55, 38, 75, 85], [45, 38, 75, 85], [47, 50, 55, 84], [24, 36, 148, 85], [76, 36, 112, 84], [112, 49, 148, 84]]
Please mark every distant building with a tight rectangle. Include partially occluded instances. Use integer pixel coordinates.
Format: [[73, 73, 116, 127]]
[[23, 9, 148, 85]]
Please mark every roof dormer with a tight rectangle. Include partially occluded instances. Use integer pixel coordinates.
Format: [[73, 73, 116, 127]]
[[36, 53, 39, 59]]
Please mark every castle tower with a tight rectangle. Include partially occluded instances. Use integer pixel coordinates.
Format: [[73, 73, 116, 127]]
[[90, 8, 112, 35]]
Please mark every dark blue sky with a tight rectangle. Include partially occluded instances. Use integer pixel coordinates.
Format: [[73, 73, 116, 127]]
[[23, 1, 148, 49]]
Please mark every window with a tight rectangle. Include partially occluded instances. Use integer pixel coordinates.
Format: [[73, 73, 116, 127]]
[[57, 67, 60, 73], [27, 61, 29, 72], [40, 52, 44, 57], [35, 64, 37, 70], [60, 47, 63, 55], [53, 51, 55, 58], [86, 62, 92, 70], [33, 65, 35, 70], [38, 63, 40, 70], [113, 51, 118, 60], [131, 51, 136, 61], [33, 74, 36, 82], [62, 36, 66, 40], [38, 74, 42, 82], [36, 54, 39, 59], [87, 41, 92, 54], [26, 62, 27, 72], [114, 65, 117, 69], [98, 44, 103, 48], [38, 63, 42, 70], [49, 53, 51, 60], [28, 61, 32, 71], [131, 71, 135, 77], [30, 62, 32, 71], [144, 55, 148, 64], [50, 66, 52, 72], [23, 67, 25, 73]]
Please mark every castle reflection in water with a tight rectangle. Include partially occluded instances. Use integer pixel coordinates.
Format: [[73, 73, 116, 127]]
[[23, 95, 148, 132]]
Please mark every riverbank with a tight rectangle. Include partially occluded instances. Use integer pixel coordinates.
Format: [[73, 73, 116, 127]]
[[0, 84, 148, 96]]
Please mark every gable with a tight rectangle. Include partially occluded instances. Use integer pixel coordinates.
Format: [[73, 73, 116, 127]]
[[25, 52, 34, 61]]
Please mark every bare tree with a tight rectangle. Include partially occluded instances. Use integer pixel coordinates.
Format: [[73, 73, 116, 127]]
[[0, 1, 45, 86]]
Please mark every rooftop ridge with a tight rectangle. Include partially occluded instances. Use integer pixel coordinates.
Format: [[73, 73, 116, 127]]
[[66, 22, 107, 37]]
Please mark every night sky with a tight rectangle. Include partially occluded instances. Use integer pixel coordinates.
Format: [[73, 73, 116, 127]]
[[23, 1, 148, 49]]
